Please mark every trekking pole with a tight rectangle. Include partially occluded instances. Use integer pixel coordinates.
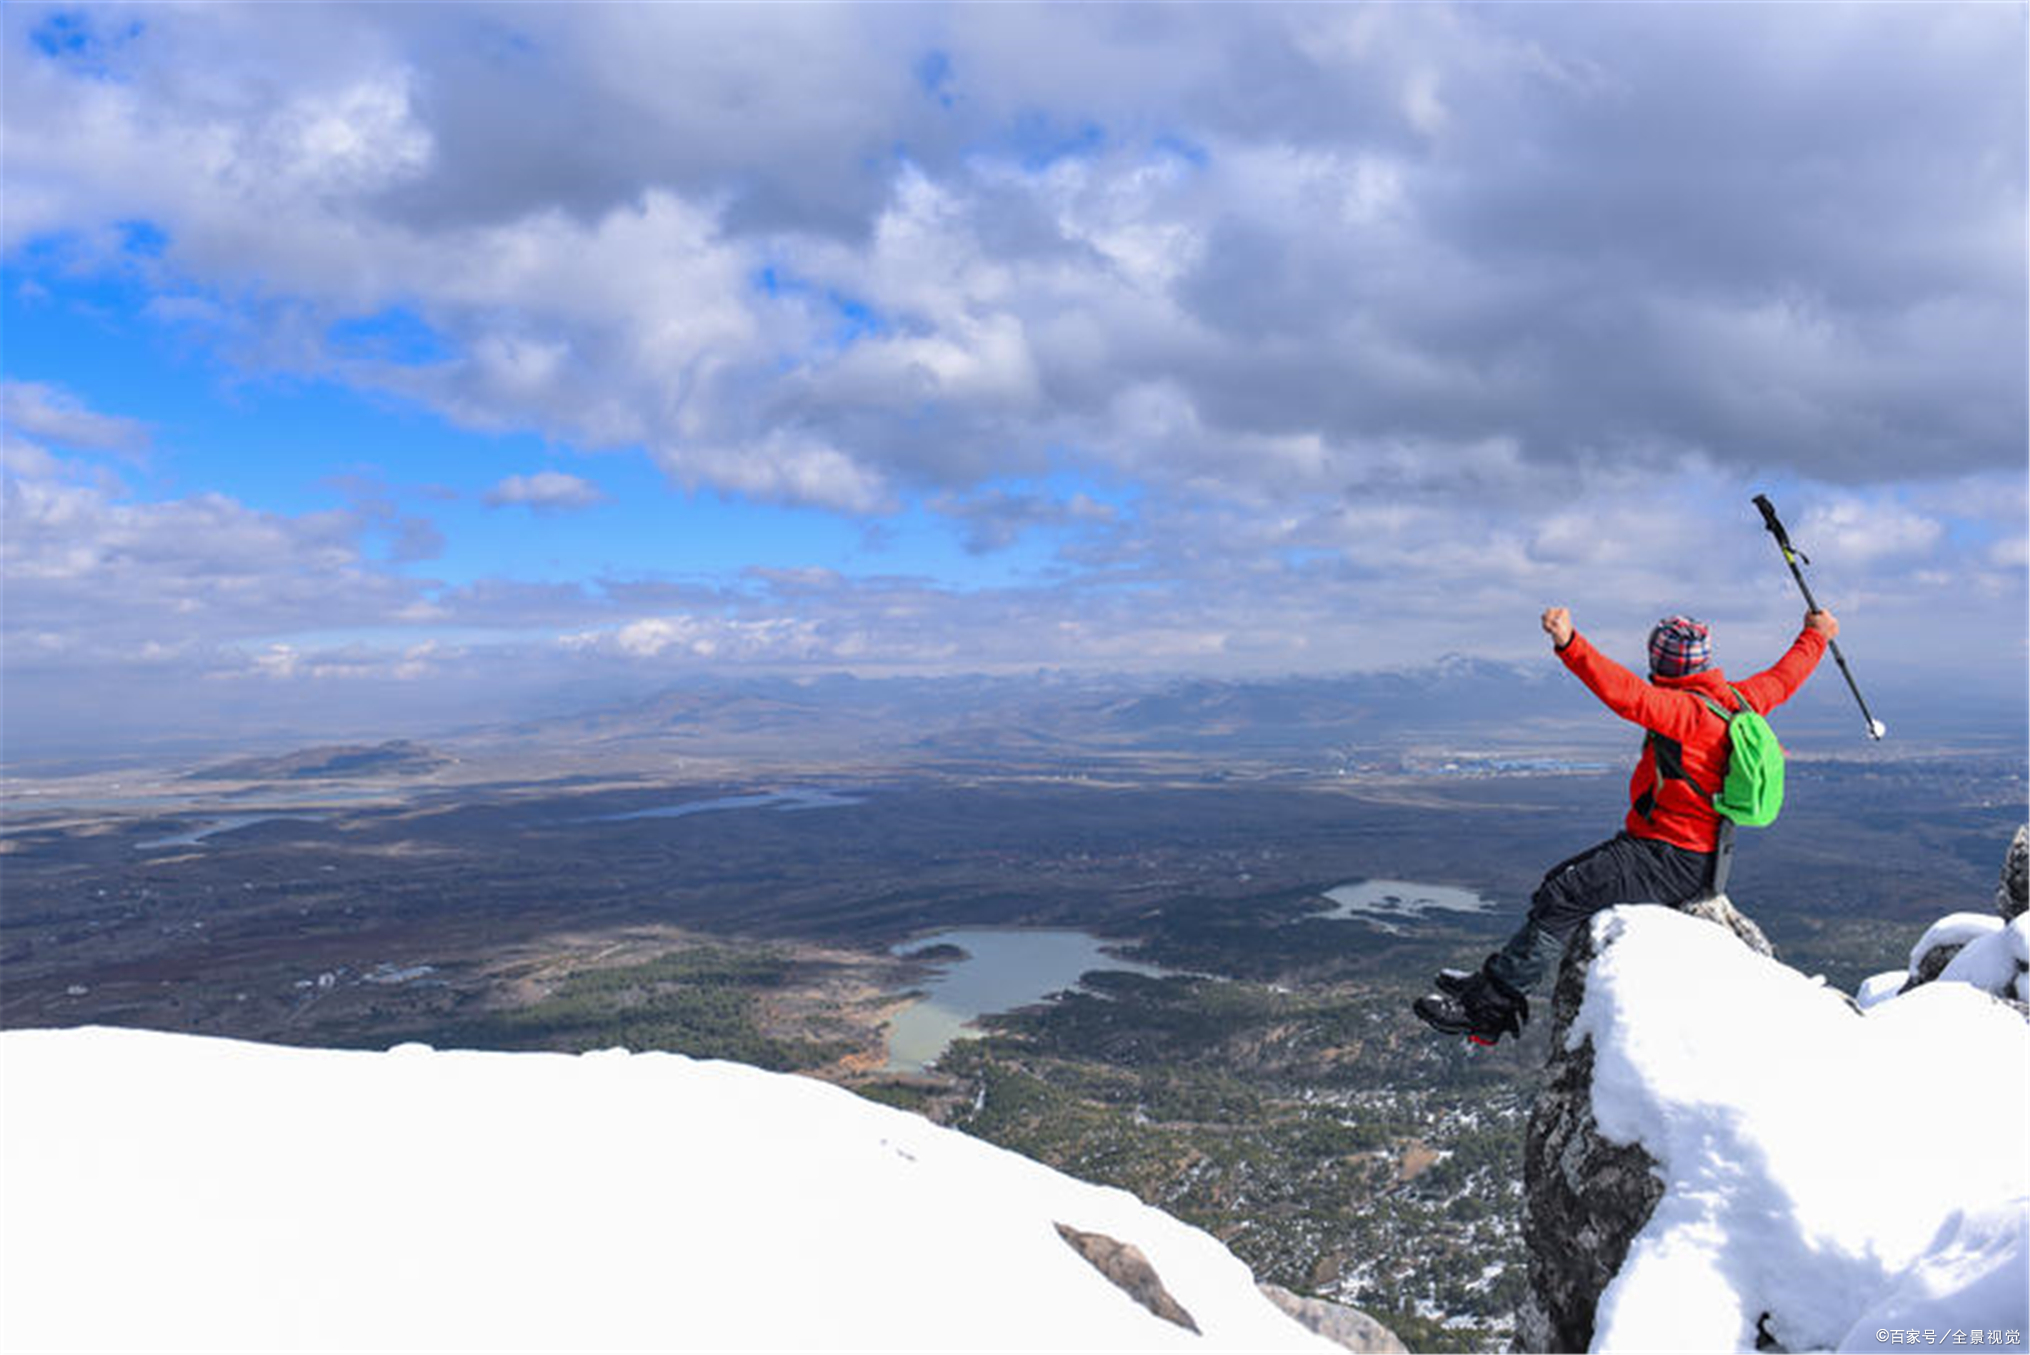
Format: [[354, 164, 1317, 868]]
[[1752, 494, 1885, 740]]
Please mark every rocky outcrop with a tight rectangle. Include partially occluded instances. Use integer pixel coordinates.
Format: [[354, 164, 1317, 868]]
[[1055, 1222, 1201, 1334], [1516, 912, 1663, 1353], [1904, 934, 1971, 991], [1896, 827, 2030, 1009], [1519, 832, 2030, 1351], [1257, 1284, 1408, 1354], [1516, 893, 1772, 1354], [1998, 824, 2027, 921], [1676, 892, 1776, 959]]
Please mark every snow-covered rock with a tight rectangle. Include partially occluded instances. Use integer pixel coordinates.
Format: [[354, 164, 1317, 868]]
[[1903, 911, 2004, 993], [1855, 969, 1907, 1010], [1938, 914, 2030, 1004], [1519, 892, 1783, 1352], [1521, 904, 2030, 1353], [1881, 827, 2030, 1009], [0, 1027, 1341, 1354]]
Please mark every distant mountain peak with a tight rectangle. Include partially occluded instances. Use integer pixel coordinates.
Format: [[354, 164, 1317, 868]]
[[1419, 652, 1545, 684]]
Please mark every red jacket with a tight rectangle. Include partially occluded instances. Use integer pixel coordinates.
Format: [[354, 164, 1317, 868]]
[[1558, 628, 1828, 852]]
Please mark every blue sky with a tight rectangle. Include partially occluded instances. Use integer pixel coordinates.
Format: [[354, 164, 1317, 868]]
[[3, 3, 2024, 755], [4, 257, 1093, 593]]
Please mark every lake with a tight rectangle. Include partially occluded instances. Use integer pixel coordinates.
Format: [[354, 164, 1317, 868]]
[[1315, 878, 1498, 927], [883, 929, 1171, 1075]]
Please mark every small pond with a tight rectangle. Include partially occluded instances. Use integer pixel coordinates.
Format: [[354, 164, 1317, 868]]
[[1315, 879, 1498, 926], [883, 929, 1171, 1075]]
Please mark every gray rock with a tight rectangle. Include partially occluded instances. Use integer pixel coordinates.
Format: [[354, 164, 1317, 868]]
[[1054, 1222, 1199, 1334], [1998, 824, 2027, 921], [1517, 915, 1665, 1353], [1257, 1283, 1408, 1353], [1676, 892, 1776, 959], [1519, 896, 1778, 1353], [1900, 940, 1968, 995]]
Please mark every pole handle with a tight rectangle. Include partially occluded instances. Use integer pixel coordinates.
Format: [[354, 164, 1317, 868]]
[[1752, 494, 1807, 564]]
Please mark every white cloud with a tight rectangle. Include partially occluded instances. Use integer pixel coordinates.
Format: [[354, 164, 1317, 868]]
[[1, 381, 151, 454], [562, 614, 825, 663], [1797, 499, 1945, 565], [1, 4, 2023, 752], [1, 432, 63, 480], [482, 471, 606, 513], [654, 431, 892, 516], [930, 487, 1118, 554], [9, 3, 2021, 519], [1, 430, 425, 658]]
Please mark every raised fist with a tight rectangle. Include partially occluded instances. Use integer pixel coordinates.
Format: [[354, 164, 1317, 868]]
[[1541, 606, 1574, 648]]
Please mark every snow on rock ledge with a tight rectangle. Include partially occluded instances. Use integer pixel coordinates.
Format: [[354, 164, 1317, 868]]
[[1523, 905, 2029, 1353], [0, 1027, 1340, 1354], [1862, 827, 2030, 1011]]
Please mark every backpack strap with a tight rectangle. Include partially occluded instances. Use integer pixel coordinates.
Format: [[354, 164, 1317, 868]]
[[1636, 687, 1743, 821], [1636, 729, 1706, 820], [1640, 685, 1768, 888]]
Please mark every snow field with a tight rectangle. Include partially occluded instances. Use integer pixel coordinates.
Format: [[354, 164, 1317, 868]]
[[1, 1027, 1338, 1353]]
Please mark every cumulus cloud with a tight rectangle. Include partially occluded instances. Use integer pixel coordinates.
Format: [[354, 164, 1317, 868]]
[[1, 380, 151, 454], [1797, 498, 1945, 565], [482, 470, 607, 513], [1, 440, 426, 658], [6, 3, 2019, 512], [2, 4, 2023, 754], [562, 614, 827, 663], [929, 487, 1117, 555]]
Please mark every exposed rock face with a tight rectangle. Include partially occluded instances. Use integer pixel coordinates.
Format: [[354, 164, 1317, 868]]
[[1516, 913, 1664, 1353], [1516, 894, 1773, 1354], [1257, 1284, 1408, 1354], [1998, 825, 2027, 921], [1676, 892, 1776, 959], [1055, 1222, 1200, 1334], [1516, 833, 2030, 1351], [1904, 939, 1969, 992]]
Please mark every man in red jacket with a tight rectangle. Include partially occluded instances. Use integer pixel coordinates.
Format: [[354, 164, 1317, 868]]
[[1413, 605, 1837, 1045]]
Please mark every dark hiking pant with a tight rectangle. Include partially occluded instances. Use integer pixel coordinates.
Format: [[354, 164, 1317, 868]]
[[1484, 832, 1715, 995]]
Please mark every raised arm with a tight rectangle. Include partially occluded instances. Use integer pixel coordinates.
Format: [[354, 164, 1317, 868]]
[[1732, 611, 1834, 714], [1545, 607, 1718, 742]]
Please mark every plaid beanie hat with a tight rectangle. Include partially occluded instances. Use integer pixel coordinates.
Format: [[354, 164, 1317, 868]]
[[1648, 616, 1712, 678]]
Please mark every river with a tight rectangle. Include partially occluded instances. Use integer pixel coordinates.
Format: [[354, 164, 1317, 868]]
[[584, 788, 865, 822]]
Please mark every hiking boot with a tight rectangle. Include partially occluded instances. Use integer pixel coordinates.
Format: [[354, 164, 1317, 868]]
[[1434, 967, 1474, 997], [1413, 965, 1530, 1046]]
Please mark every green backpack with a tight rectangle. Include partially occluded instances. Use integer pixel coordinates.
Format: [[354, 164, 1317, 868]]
[[1696, 686, 1785, 827]]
